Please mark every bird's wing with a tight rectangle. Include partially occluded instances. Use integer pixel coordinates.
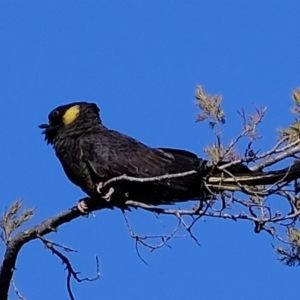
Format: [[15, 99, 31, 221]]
[[79, 130, 182, 180]]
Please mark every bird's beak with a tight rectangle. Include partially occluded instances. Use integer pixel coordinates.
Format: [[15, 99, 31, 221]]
[[39, 123, 49, 129], [39, 123, 59, 144], [39, 123, 50, 135]]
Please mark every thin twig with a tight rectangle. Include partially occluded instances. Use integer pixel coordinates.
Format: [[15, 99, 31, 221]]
[[40, 239, 100, 300], [37, 235, 78, 253], [122, 211, 182, 264], [11, 279, 25, 300], [102, 170, 197, 188]]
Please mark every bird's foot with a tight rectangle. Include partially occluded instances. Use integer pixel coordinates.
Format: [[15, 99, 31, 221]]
[[96, 181, 104, 194], [77, 199, 90, 215], [96, 182, 115, 202]]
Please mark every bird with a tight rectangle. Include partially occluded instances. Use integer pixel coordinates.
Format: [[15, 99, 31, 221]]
[[39, 102, 300, 213]]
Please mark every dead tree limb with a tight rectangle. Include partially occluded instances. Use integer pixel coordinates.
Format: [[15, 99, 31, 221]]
[[0, 202, 109, 300]]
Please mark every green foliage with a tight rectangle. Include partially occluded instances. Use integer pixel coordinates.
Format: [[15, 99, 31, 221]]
[[279, 88, 300, 143], [0, 199, 35, 243], [195, 85, 226, 128], [275, 227, 300, 266]]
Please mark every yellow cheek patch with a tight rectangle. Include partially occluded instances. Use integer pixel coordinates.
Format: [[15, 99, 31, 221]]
[[63, 105, 80, 125]]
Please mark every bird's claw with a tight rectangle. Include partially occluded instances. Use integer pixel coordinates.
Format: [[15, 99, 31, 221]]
[[96, 181, 115, 201], [96, 182, 104, 194], [77, 199, 90, 215]]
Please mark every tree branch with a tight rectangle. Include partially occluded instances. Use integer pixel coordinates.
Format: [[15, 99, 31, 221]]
[[0, 200, 110, 300], [2, 145, 300, 299], [40, 238, 100, 300]]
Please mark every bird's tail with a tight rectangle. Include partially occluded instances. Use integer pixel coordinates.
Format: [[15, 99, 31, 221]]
[[205, 161, 300, 193]]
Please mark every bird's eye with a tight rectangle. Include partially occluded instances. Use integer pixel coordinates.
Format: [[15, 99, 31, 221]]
[[52, 110, 59, 118]]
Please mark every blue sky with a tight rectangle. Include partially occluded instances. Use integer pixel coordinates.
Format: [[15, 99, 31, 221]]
[[1, 1, 300, 299]]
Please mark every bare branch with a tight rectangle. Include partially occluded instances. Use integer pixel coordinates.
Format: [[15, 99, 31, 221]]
[[102, 170, 198, 189], [11, 279, 26, 300], [122, 212, 182, 264], [0, 199, 111, 300], [40, 238, 100, 300], [37, 235, 78, 253]]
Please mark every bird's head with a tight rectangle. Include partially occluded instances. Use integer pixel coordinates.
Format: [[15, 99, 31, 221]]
[[39, 102, 101, 144]]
